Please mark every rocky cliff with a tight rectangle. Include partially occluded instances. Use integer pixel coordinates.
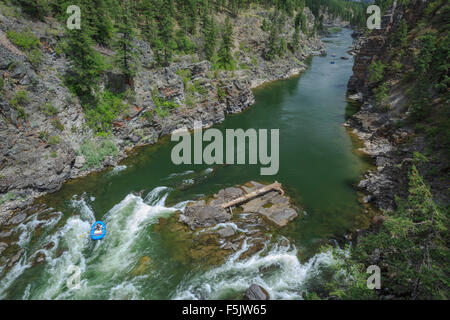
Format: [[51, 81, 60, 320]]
[[346, 0, 449, 211]]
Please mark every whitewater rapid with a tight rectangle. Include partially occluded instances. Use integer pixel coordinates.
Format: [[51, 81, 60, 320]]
[[0, 185, 340, 300]]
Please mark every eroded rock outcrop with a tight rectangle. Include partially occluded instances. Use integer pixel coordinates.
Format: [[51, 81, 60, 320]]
[[346, 1, 449, 211], [244, 284, 270, 300], [180, 181, 298, 229], [154, 181, 300, 267]]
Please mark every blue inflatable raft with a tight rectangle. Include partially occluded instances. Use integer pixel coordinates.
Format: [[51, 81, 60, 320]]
[[90, 221, 106, 240]]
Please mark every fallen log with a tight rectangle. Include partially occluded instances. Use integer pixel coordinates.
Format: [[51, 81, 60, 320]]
[[221, 181, 285, 209]]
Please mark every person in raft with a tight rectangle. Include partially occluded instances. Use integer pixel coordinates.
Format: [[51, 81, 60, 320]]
[[94, 223, 103, 235]]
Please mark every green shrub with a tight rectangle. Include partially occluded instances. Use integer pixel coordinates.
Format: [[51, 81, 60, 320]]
[[48, 135, 61, 145], [26, 48, 43, 66], [177, 69, 192, 89], [143, 110, 154, 123], [392, 61, 402, 73], [193, 80, 207, 96], [174, 31, 197, 54], [152, 90, 178, 118], [6, 29, 40, 51], [40, 102, 59, 116], [374, 83, 390, 108], [0, 192, 16, 206], [39, 131, 49, 142], [51, 119, 64, 131], [239, 63, 250, 70], [7, 29, 42, 66], [368, 60, 386, 83], [217, 86, 226, 101], [16, 107, 27, 119], [80, 138, 118, 169], [326, 164, 448, 299], [85, 91, 125, 133], [9, 90, 30, 108], [394, 19, 408, 46], [155, 106, 169, 118], [184, 92, 195, 108]]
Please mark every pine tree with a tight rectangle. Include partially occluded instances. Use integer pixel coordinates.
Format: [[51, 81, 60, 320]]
[[114, 0, 138, 84], [84, 0, 114, 45], [141, 0, 158, 45], [202, 14, 218, 61], [64, 24, 103, 100], [291, 16, 301, 53], [353, 161, 448, 299], [17, 0, 50, 19], [278, 37, 287, 57], [395, 19, 408, 46], [216, 17, 234, 70], [266, 23, 279, 61], [155, 0, 177, 66]]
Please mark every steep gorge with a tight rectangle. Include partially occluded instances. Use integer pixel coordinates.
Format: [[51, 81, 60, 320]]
[[0, 3, 325, 221]]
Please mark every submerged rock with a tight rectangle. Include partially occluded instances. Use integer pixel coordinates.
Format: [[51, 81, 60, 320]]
[[0, 242, 8, 255], [6, 213, 26, 225], [217, 226, 235, 238], [7, 248, 25, 268], [33, 252, 46, 265], [244, 284, 270, 300]]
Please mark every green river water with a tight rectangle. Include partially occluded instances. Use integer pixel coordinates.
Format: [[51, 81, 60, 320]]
[[0, 29, 372, 300]]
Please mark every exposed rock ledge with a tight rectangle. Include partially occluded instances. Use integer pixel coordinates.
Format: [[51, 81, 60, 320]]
[[180, 181, 298, 229], [153, 181, 300, 267]]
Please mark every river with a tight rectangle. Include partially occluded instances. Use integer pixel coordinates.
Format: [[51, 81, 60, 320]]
[[0, 29, 372, 300]]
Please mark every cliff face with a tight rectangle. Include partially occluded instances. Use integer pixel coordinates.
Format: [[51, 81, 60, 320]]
[[346, 0, 449, 211], [0, 6, 325, 222]]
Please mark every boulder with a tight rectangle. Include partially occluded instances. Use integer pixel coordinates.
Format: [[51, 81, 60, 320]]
[[244, 284, 270, 300], [7, 248, 25, 268], [217, 226, 235, 238], [0, 230, 12, 238], [181, 204, 232, 230], [33, 252, 46, 265], [7, 212, 26, 225], [73, 155, 86, 169], [0, 241, 8, 255]]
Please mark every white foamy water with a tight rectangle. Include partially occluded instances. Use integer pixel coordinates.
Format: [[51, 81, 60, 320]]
[[0, 187, 188, 300], [164, 170, 195, 180], [199, 222, 248, 234], [172, 241, 339, 300], [107, 165, 127, 177], [0, 186, 342, 300]]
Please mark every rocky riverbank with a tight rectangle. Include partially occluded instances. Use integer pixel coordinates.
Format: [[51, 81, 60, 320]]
[[0, 6, 326, 223], [346, 2, 448, 213]]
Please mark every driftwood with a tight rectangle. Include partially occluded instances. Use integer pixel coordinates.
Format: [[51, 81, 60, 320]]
[[221, 181, 285, 209]]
